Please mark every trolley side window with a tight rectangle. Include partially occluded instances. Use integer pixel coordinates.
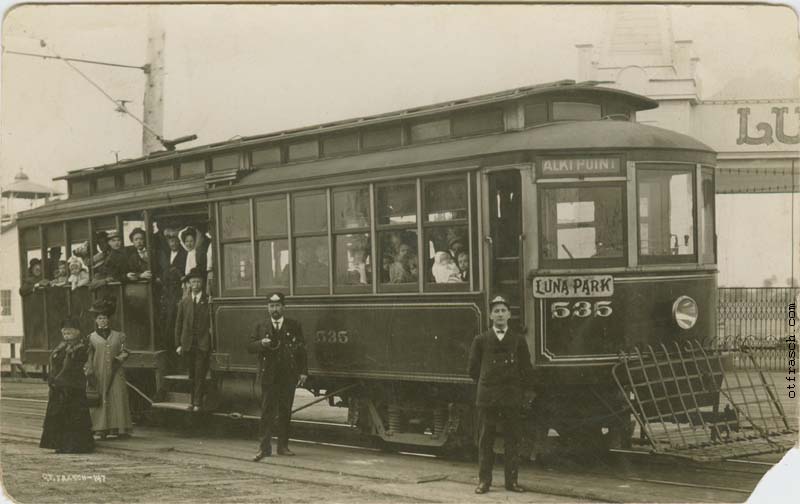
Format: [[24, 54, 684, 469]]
[[43, 223, 66, 280], [220, 200, 254, 296], [422, 176, 470, 290], [376, 181, 419, 292], [255, 195, 289, 294], [332, 186, 371, 293], [292, 191, 329, 294], [67, 220, 90, 267], [540, 185, 625, 267], [20, 226, 42, 280], [91, 216, 117, 281], [637, 166, 696, 263], [552, 102, 602, 121]]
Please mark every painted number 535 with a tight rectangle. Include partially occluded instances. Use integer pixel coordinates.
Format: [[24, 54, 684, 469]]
[[550, 301, 613, 319]]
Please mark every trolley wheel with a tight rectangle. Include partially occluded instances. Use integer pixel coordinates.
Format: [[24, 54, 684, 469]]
[[557, 424, 607, 460], [606, 415, 635, 450]]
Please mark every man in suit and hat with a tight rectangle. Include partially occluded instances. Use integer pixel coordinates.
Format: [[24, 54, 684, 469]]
[[248, 292, 307, 460], [468, 295, 533, 494], [94, 230, 128, 283], [125, 227, 152, 282], [158, 228, 187, 354], [20, 258, 49, 296], [174, 268, 212, 412]]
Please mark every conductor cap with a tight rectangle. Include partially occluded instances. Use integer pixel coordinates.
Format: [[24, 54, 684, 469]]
[[267, 292, 285, 304], [489, 295, 510, 310]]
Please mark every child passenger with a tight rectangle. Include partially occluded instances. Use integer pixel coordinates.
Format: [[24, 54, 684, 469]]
[[431, 251, 462, 283], [67, 257, 90, 290], [51, 261, 69, 287]]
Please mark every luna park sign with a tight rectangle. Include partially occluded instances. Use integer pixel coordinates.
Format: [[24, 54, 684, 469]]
[[737, 106, 800, 145]]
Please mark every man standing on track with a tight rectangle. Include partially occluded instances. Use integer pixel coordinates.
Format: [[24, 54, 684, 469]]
[[468, 295, 533, 494], [248, 292, 308, 461]]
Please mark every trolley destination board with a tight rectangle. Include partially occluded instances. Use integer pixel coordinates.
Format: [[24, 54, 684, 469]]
[[532, 275, 615, 298], [540, 157, 621, 176]]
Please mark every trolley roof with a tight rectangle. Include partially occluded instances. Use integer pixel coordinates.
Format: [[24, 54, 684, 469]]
[[55, 80, 659, 181], [20, 120, 714, 222]]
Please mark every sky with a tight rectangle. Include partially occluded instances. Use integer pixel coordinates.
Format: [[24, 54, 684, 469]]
[[1, 2, 798, 186], [0, 1, 798, 288]]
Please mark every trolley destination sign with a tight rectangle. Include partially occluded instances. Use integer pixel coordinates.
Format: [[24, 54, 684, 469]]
[[532, 275, 615, 298], [540, 157, 620, 176]]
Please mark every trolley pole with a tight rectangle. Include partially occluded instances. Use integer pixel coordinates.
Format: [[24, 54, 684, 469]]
[[142, 8, 166, 156]]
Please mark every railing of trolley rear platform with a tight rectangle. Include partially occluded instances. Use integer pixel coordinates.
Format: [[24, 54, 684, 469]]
[[717, 287, 799, 371]]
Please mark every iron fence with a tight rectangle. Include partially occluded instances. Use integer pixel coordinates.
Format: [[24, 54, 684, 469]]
[[717, 288, 799, 370]]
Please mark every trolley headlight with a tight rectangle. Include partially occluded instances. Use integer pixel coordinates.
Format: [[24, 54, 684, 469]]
[[672, 296, 698, 330]]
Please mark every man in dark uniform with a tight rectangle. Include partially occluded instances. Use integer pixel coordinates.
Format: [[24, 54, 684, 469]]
[[174, 268, 211, 412], [248, 292, 307, 460], [468, 295, 533, 494]]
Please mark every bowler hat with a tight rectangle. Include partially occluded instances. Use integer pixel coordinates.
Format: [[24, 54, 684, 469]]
[[61, 317, 81, 330], [89, 297, 116, 317], [128, 227, 146, 242], [266, 292, 285, 304], [182, 267, 204, 282], [448, 236, 465, 249], [28, 258, 42, 268], [489, 295, 510, 310]]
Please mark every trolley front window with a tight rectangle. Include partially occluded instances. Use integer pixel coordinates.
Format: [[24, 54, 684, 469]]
[[637, 167, 696, 262], [540, 185, 625, 267], [701, 167, 716, 264]]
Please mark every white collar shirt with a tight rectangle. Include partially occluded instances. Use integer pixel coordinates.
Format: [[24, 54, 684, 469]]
[[493, 326, 507, 342], [193, 293, 202, 304], [272, 317, 285, 331], [170, 250, 178, 263]]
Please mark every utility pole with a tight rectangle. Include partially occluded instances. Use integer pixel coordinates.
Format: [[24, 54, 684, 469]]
[[142, 8, 166, 156]]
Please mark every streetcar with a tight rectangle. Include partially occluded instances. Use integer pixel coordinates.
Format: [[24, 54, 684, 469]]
[[16, 80, 793, 460]]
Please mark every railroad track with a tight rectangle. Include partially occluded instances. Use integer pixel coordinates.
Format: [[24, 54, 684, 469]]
[[1, 395, 771, 502]]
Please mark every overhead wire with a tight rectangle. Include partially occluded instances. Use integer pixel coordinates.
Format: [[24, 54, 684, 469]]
[[5, 38, 164, 142]]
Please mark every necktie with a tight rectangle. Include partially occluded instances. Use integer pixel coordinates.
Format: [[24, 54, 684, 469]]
[[274, 321, 280, 331]]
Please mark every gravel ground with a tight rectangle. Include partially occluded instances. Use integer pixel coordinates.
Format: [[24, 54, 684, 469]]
[[1, 437, 421, 504]]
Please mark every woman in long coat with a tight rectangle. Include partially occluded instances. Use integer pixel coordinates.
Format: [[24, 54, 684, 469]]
[[40, 317, 95, 453], [85, 298, 133, 439]]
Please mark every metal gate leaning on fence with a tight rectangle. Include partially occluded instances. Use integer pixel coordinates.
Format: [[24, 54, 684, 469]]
[[717, 288, 799, 370]]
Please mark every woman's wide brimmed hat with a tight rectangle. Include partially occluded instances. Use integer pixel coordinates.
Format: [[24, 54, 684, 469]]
[[89, 297, 116, 317], [105, 229, 121, 240], [180, 227, 197, 243]]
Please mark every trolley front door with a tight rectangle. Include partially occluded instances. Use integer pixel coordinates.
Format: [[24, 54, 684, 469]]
[[485, 170, 524, 330]]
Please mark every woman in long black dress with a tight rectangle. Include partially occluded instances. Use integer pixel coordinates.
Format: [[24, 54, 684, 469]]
[[39, 317, 95, 454]]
